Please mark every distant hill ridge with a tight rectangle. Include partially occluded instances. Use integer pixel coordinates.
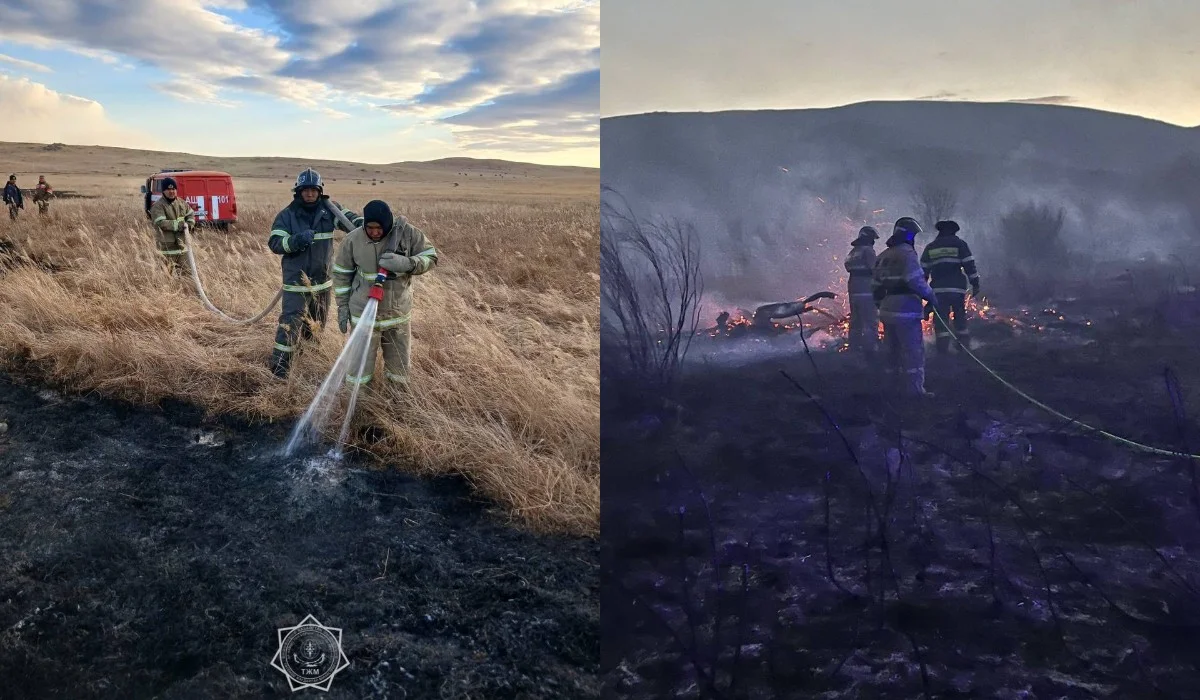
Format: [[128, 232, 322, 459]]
[[602, 100, 1200, 176], [0, 140, 597, 180]]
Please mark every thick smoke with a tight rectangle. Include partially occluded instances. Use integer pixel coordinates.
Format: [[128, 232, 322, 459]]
[[601, 104, 1200, 319]]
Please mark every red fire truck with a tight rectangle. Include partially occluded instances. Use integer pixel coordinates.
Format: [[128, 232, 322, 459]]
[[141, 169, 239, 230]]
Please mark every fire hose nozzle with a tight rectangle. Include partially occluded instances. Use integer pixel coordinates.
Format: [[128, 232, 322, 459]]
[[367, 268, 388, 301]]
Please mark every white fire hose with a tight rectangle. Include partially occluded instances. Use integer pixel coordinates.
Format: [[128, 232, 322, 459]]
[[930, 306, 1200, 460], [180, 224, 282, 324], [177, 200, 360, 325]]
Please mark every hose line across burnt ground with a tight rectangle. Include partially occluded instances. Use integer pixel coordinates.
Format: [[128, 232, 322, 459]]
[[603, 295, 1200, 699]]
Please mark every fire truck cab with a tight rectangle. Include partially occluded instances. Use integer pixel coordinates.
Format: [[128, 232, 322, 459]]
[[141, 169, 238, 230]]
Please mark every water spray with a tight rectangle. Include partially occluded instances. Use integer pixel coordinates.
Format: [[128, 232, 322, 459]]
[[282, 202, 401, 458]]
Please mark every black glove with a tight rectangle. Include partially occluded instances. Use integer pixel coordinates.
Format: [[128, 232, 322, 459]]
[[290, 229, 315, 251], [338, 305, 350, 334], [924, 302, 935, 320], [971, 282, 980, 298]]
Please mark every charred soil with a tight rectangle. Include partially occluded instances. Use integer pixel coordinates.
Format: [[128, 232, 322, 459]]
[[0, 375, 599, 698], [603, 287, 1200, 699]]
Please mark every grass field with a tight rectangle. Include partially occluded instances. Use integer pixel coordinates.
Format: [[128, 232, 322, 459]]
[[0, 141, 599, 537]]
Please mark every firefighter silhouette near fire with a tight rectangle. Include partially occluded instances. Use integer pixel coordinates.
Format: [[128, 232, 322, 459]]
[[706, 216, 986, 400]]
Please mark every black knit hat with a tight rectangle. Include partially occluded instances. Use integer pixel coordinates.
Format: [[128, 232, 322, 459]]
[[363, 200, 394, 233], [161, 177, 177, 190]]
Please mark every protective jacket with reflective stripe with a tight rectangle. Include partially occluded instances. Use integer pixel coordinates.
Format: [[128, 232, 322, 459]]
[[844, 239, 877, 297], [148, 195, 195, 245], [920, 233, 979, 294], [267, 195, 362, 292], [872, 239, 935, 320], [331, 216, 438, 326]]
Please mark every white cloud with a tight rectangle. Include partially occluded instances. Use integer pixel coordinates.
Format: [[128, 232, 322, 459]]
[[0, 0, 599, 154], [151, 80, 239, 107], [0, 74, 158, 148], [0, 53, 52, 73]]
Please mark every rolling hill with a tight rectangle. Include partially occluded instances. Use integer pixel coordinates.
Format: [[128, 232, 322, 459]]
[[600, 100, 1200, 310]]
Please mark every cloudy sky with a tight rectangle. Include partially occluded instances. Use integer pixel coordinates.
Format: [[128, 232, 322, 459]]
[[0, 0, 598, 166], [602, 0, 1200, 127]]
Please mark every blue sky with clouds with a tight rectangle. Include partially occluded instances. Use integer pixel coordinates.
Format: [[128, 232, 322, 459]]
[[0, 0, 598, 166]]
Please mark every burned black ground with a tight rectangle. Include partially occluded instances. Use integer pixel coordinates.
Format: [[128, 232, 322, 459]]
[[602, 285, 1200, 699], [0, 374, 599, 698]]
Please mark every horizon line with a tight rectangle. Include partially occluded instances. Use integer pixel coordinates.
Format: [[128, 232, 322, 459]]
[[0, 139, 600, 171], [600, 99, 1200, 129]]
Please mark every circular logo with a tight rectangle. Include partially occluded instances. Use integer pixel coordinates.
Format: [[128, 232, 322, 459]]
[[279, 624, 340, 685]]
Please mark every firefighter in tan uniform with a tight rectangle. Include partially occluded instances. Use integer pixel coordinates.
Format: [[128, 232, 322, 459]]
[[871, 217, 939, 398], [843, 225, 879, 355], [331, 200, 438, 388], [147, 177, 195, 274]]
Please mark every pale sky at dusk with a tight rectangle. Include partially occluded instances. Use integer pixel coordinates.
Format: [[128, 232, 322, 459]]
[[602, 0, 1200, 127]]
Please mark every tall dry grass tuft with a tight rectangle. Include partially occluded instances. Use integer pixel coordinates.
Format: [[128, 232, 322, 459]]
[[0, 195, 599, 536]]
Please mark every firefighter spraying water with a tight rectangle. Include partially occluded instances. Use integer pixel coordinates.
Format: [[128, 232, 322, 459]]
[[282, 199, 438, 457]]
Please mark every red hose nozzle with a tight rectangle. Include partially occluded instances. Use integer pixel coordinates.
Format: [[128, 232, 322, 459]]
[[367, 268, 388, 301]]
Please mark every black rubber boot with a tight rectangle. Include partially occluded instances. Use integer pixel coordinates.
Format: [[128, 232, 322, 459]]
[[270, 350, 291, 379]]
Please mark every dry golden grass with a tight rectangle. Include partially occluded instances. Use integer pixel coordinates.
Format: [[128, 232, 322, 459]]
[[0, 174, 599, 537]]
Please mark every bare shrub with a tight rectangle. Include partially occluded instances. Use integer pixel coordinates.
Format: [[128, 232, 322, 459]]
[[910, 180, 958, 229], [997, 201, 1069, 302], [600, 186, 703, 414]]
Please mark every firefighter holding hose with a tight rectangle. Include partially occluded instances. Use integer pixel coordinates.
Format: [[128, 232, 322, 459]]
[[331, 200, 438, 389], [267, 168, 363, 379], [148, 177, 195, 275], [872, 216, 939, 398], [920, 219, 981, 354]]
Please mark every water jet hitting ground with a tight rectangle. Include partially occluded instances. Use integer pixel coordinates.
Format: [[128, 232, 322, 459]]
[[282, 297, 380, 459]]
